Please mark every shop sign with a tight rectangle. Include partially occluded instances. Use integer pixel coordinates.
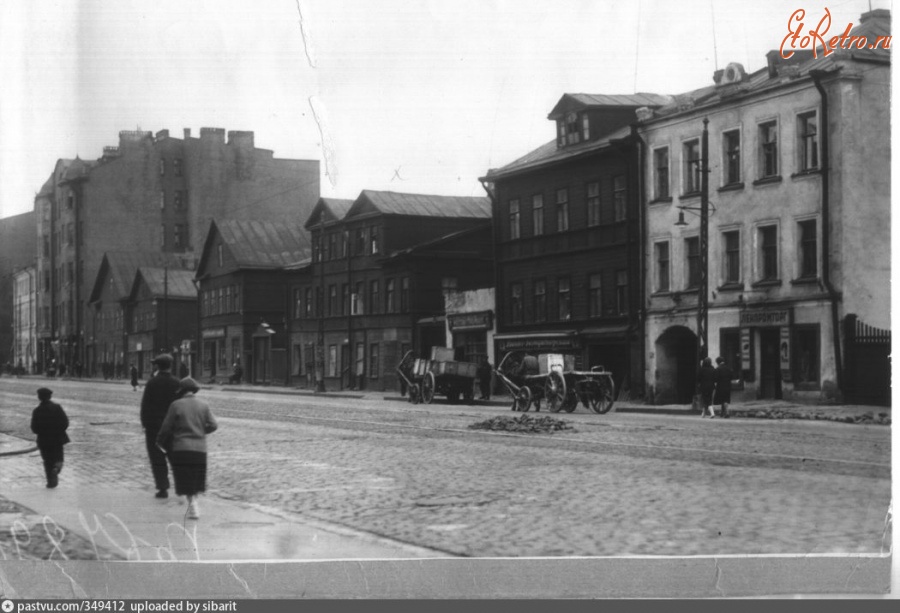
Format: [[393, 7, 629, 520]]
[[739, 308, 792, 327], [202, 327, 226, 339], [740, 329, 751, 372], [497, 335, 581, 353], [448, 311, 493, 331], [780, 326, 792, 382]]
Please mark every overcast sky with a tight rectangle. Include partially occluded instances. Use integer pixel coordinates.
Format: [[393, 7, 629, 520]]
[[0, 0, 891, 219]]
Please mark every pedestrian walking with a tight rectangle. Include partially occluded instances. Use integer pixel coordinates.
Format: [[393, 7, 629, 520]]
[[140, 353, 181, 498], [714, 356, 734, 418], [30, 388, 70, 489], [477, 357, 493, 400], [696, 357, 717, 418], [156, 377, 218, 520], [130, 364, 139, 391]]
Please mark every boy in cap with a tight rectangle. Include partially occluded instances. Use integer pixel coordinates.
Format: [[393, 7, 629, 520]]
[[30, 388, 70, 488], [140, 353, 181, 498]]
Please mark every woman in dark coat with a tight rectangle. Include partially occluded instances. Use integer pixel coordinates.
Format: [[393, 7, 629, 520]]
[[130, 364, 139, 391], [30, 388, 70, 488], [714, 357, 734, 418], [696, 357, 717, 418], [157, 377, 218, 520]]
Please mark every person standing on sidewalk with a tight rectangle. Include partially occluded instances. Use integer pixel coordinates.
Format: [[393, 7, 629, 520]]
[[714, 356, 734, 418], [140, 354, 180, 498], [30, 387, 70, 488], [697, 357, 717, 418], [156, 377, 218, 520], [130, 364, 139, 391]]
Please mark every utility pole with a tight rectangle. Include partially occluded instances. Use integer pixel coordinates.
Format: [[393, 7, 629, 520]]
[[315, 221, 326, 393], [697, 118, 710, 363]]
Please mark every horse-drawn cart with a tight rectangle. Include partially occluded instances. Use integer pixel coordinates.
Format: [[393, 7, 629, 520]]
[[494, 351, 615, 414], [396, 348, 478, 404]]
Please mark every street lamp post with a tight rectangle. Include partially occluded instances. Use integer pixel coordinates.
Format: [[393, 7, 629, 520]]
[[315, 221, 326, 393], [675, 118, 712, 367]]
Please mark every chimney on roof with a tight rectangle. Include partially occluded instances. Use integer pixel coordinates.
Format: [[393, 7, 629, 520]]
[[118, 130, 152, 152], [184, 128, 192, 139], [766, 49, 814, 78], [199, 127, 226, 145], [227, 130, 254, 149], [155, 129, 169, 141]]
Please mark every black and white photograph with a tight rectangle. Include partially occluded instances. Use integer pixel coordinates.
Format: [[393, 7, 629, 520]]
[[0, 0, 893, 601]]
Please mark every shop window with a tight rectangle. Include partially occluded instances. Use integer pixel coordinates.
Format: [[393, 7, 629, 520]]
[[719, 328, 743, 384], [369, 343, 379, 378], [792, 326, 820, 389], [328, 345, 337, 377]]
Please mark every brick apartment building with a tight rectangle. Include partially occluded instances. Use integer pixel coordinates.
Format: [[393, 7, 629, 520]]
[[0, 211, 36, 368], [482, 93, 669, 397], [33, 128, 319, 375], [290, 191, 493, 392]]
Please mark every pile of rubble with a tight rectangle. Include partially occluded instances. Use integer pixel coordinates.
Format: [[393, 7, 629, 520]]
[[468, 415, 574, 434]]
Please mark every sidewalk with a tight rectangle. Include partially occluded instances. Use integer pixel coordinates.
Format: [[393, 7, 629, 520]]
[[0, 433, 447, 562]]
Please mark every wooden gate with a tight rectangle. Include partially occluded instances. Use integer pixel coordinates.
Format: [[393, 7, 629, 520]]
[[843, 314, 890, 406]]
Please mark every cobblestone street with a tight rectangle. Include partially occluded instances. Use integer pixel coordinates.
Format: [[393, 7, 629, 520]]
[[0, 378, 891, 559]]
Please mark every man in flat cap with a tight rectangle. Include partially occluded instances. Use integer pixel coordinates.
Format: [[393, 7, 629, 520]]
[[140, 353, 180, 498], [31, 387, 70, 488]]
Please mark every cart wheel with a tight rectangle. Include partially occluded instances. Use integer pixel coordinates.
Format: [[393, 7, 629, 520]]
[[422, 371, 436, 404], [544, 371, 566, 413], [563, 395, 578, 413], [514, 387, 532, 412], [409, 383, 420, 405], [588, 380, 615, 414]]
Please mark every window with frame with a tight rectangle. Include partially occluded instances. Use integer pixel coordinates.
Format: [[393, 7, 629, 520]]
[[328, 345, 337, 377], [581, 113, 590, 141], [159, 159, 166, 176], [329, 284, 337, 316], [654, 147, 670, 199], [532, 194, 544, 235], [385, 278, 396, 313], [655, 241, 670, 292], [174, 191, 184, 211], [173, 158, 183, 177], [234, 286, 241, 312], [758, 225, 779, 280], [685, 237, 700, 289], [160, 191, 166, 209], [370, 227, 379, 254], [759, 121, 778, 178], [798, 219, 817, 278], [588, 273, 602, 317], [719, 328, 742, 381], [723, 129, 741, 184], [565, 112, 580, 145], [557, 277, 571, 321], [400, 277, 409, 312], [792, 326, 820, 388], [353, 281, 365, 315], [723, 230, 740, 284], [328, 233, 337, 261], [533, 279, 546, 322], [161, 224, 166, 248], [557, 121, 566, 148], [293, 288, 302, 319], [508, 199, 520, 240], [315, 287, 322, 317], [369, 280, 380, 314], [798, 111, 818, 171], [355, 228, 366, 255], [174, 224, 184, 248], [509, 283, 523, 324], [587, 182, 601, 226], [216, 244, 223, 267], [615, 270, 628, 314], [556, 189, 569, 232], [304, 288, 312, 317], [342, 283, 349, 315], [613, 176, 626, 222], [684, 139, 701, 194]]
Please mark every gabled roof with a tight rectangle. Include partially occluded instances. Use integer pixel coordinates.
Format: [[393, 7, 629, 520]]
[[483, 124, 633, 181], [60, 157, 95, 183], [89, 251, 189, 304], [304, 197, 355, 229], [128, 267, 197, 302], [346, 190, 491, 220], [384, 223, 492, 261], [548, 93, 672, 119], [197, 219, 311, 274]]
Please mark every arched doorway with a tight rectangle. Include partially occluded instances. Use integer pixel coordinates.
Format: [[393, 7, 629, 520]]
[[654, 326, 698, 404]]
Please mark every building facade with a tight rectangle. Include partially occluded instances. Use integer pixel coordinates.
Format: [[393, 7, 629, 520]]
[[291, 191, 493, 392], [11, 266, 37, 373], [195, 219, 311, 385], [0, 211, 36, 369], [638, 9, 890, 404], [482, 94, 670, 398], [34, 128, 319, 375]]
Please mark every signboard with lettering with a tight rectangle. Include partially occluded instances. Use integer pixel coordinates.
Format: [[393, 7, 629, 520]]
[[739, 309, 792, 327], [780, 326, 792, 382], [448, 311, 493, 332], [496, 335, 581, 353], [201, 327, 226, 339], [740, 329, 751, 372]]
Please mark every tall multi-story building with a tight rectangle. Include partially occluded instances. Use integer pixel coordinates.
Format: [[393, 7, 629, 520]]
[[0, 211, 36, 368], [637, 9, 890, 404], [33, 128, 320, 375], [11, 266, 37, 373], [482, 93, 669, 397], [292, 191, 493, 392]]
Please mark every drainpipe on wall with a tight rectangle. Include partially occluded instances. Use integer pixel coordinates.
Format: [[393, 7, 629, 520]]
[[479, 178, 499, 360], [809, 69, 844, 397], [630, 125, 648, 401]]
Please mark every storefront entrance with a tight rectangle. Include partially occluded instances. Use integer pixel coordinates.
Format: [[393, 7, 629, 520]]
[[759, 328, 783, 400], [654, 326, 698, 404]]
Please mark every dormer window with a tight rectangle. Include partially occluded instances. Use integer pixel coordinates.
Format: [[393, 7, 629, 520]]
[[557, 112, 589, 148], [566, 112, 580, 145]]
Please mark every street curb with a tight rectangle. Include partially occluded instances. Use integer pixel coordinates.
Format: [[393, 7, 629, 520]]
[[0, 444, 38, 457], [220, 386, 366, 399]]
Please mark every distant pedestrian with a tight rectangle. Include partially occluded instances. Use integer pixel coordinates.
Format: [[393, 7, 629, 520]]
[[179, 361, 189, 379], [714, 357, 734, 418], [30, 388, 70, 489], [477, 357, 493, 400], [696, 357, 717, 418], [156, 377, 218, 520], [140, 354, 181, 498], [130, 364, 139, 391], [228, 362, 243, 385]]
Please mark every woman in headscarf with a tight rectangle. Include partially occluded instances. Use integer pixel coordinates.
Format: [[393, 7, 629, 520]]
[[157, 377, 218, 519]]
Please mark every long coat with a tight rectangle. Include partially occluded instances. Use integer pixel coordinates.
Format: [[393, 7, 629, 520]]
[[156, 393, 218, 454], [31, 400, 71, 449], [140, 371, 182, 432], [697, 364, 717, 405]]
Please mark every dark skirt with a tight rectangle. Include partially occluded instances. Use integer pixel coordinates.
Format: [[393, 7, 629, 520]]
[[169, 450, 207, 496], [714, 388, 732, 404]]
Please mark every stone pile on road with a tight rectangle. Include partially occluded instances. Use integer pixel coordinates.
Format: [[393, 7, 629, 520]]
[[468, 415, 574, 434]]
